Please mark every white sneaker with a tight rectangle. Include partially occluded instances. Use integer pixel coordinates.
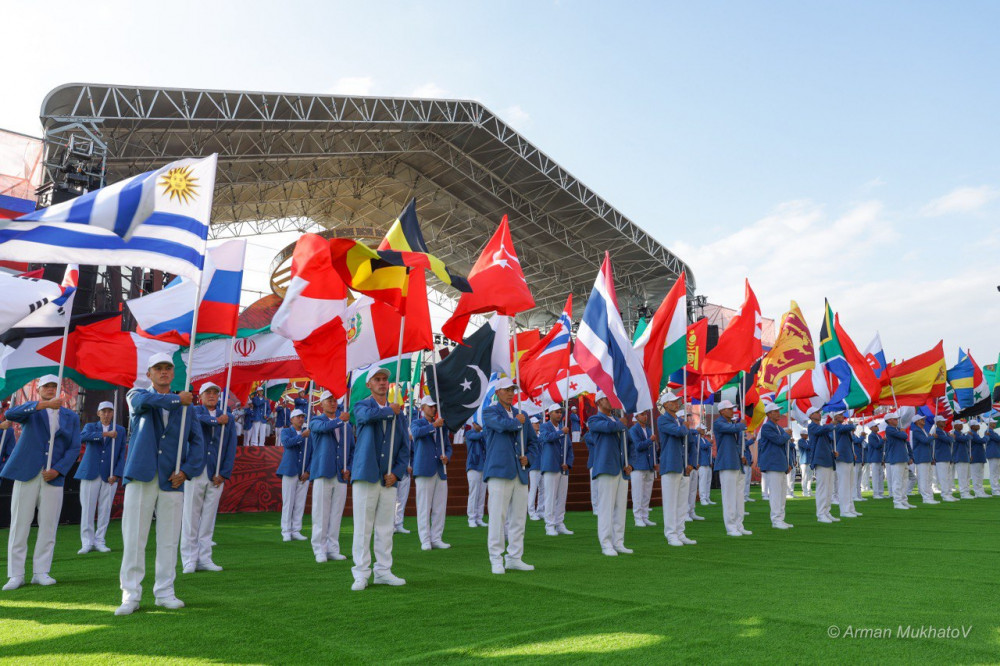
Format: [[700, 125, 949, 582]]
[[115, 601, 140, 616], [818, 516, 834, 524], [708, 500, 717, 505], [666, 538, 684, 547], [431, 541, 451, 549], [556, 525, 574, 535], [182, 564, 196, 574], [746, 498, 756, 502], [327, 553, 347, 561], [351, 579, 368, 591], [691, 514, 705, 521], [528, 514, 541, 521], [772, 522, 792, 530], [94, 544, 111, 553], [154, 596, 185, 610], [924, 499, 940, 505], [614, 546, 634, 554], [893, 504, 908, 510], [315, 554, 328, 563], [77, 545, 93, 555], [211, 541, 217, 547], [505, 559, 535, 571], [373, 573, 406, 586], [476, 520, 488, 527], [491, 561, 505, 575], [545, 526, 558, 536], [394, 526, 411, 534], [468, 521, 478, 528], [726, 530, 743, 537], [739, 528, 753, 535], [282, 535, 292, 542], [601, 548, 618, 557], [420, 543, 432, 551], [2, 576, 24, 591], [643, 519, 657, 527], [291, 533, 308, 541], [679, 536, 697, 545], [634, 521, 647, 528], [827, 515, 841, 522], [31, 574, 56, 586]]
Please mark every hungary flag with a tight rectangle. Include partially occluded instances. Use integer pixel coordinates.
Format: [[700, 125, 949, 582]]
[[633, 272, 687, 399], [818, 300, 880, 411]]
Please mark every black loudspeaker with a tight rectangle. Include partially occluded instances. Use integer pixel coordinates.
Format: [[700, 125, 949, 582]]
[[706, 324, 720, 353]]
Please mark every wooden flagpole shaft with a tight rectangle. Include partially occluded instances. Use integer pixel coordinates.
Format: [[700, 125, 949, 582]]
[[215, 336, 236, 479]]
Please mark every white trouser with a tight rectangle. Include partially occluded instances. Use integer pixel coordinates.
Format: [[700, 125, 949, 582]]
[[630, 469, 654, 524], [246, 422, 266, 447], [687, 473, 698, 517], [661, 473, 688, 541], [7, 473, 63, 579], [394, 473, 411, 529], [955, 462, 972, 497], [761, 472, 769, 499], [787, 469, 796, 496], [698, 466, 712, 504], [543, 471, 569, 528], [351, 481, 397, 581], [889, 462, 907, 505], [487, 477, 527, 564], [743, 465, 752, 499], [415, 475, 448, 547], [589, 471, 599, 513], [916, 463, 934, 502], [870, 463, 885, 497], [814, 466, 834, 519], [836, 462, 855, 515], [800, 464, 814, 496], [595, 474, 627, 551], [935, 462, 953, 497], [859, 463, 871, 492], [989, 459, 1000, 494], [312, 477, 348, 557], [181, 471, 224, 568], [280, 475, 309, 537], [719, 469, 744, 534], [79, 477, 116, 548], [527, 469, 543, 517], [120, 480, 183, 603], [971, 463, 986, 496], [905, 464, 917, 495], [853, 464, 863, 498], [765, 471, 787, 524], [467, 470, 486, 522]]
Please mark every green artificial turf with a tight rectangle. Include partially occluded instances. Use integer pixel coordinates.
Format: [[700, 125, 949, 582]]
[[1, 486, 998, 664]]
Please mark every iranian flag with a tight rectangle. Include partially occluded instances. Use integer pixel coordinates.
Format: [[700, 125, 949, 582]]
[[188, 330, 306, 390], [632, 272, 687, 400]]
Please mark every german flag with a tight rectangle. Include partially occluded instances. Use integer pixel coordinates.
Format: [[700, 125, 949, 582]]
[[329, 199, 470, 312]]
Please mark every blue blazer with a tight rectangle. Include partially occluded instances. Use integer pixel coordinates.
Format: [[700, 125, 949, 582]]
[[807, 422, 835, 468], [932, 429, 952, 463], [0, 428, 15, 468], [712, 416, 744, 471], [410, 416, 452, 480], [657, 411, 688, 475], [194, 406, 237, 479], [465, 429, 486, 472], [866, 432, 883, 463], [277, 427, 312, 477], [309, 413, 355, 481], [350, 397, 409, 485], [852, 435, 863, 464], [586, 413, 629, 479], [834, 424, 856, 463], [911, 426, 933, 464], [293, 397, 309, 412], [482, 403, 538, 485], [74, 422, 127, 481], [952, 432, 971, 463], [122, 389, 204, 491], [985, 430, 1000, 459], [970, 432, 988, 463], [540, 421, 574, 473], [274, 406, 291, 429], [250, 396, 269, 422], [797, 437, 811, 465], [627, 423, 656, 471], [883, 425, 910, 464], [0, 402, 81, 487], [743, 436, 755, 467], [698, 437, 713, 467], [757, 420, 790, 472]]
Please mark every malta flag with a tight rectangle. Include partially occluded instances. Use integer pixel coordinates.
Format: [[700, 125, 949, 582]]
[[700, 280, 763, 392], [573, 252, 652, 413], [633, 272, 686, 400], [272, 234, 349, 395], [517, 294, 573, 397], [441, 215, 535, 343]]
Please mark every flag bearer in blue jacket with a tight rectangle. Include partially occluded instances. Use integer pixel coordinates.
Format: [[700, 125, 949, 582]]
[[278, 409, 311, 541], [866, 423, 885, 499], [116, 354, 204, 615], [627, 410, 656, 528], [588, 391, 632, 556], [832, 412, 860, 518], [683, 416, 704, 522], [182, 383, 237, 573], [806, 407, 837, 523], [310, 391, 354, 563], [393, 404, 415, 535], [483, 377, 539, 574], [410, 395, 452, 551], [952, 421, 973, 499], [76, 400, 126, 555], [985, 416, 1000, 496], [698, 426, 715, 506], [465, 422, 487, 527], [541, 404, 574, 535], [758, 403, 793, 529], [274, 400, 291, 431], [658, 391, 694, 546], [0, 411, 15, 469], [246, 388, 268, 446], [851, 428, 865, 502], [798, 431, 813, 497], [713, 399, 749, 537], [930, 416, 955, 501], [968, 420, 989, 497], [883, 412, 914, 510], [2, 375, 81, 592], [743, 433, 755, 502], [350, 366, 409, 590], [910, 414, 936, 504]]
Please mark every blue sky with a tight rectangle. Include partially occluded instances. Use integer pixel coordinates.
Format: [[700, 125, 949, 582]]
[[2, 1, 998, 363]]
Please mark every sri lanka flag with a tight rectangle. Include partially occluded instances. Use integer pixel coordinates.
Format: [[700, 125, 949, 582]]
[[818, 300, 881, 411]]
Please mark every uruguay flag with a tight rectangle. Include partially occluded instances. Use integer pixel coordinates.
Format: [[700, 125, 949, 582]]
[[573, 252, 652, 413], [0, 155, 217, 281], [126, 239, 246, 345]]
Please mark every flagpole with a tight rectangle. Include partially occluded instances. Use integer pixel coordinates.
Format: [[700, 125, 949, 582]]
[[682, 365, 688, 475], [110, 388, 119, 481], [173, 253, 210, 477], [302, 380, 314, 476], [386, 314, 407, 479], [429, 350, 445, 458], [215, 336, 237, 478], [342, 387, 352, 476], [45, 311, 72, 471], [563, 344, 571, 474], [511, 316, 526, 465]]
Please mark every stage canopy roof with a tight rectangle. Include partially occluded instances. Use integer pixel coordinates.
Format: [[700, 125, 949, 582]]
[[40, 83, 693, 326]]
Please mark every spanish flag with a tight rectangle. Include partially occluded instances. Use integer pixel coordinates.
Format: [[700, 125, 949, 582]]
[[880, 341, 947, 406], [328, 199, 470, 312]]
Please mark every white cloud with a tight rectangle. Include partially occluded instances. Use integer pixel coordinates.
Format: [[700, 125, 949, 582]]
[[920, 185, 998, 216], [410, 82, 447, 98], [328, 76, 375, 96], [501, 104, 531, 129]]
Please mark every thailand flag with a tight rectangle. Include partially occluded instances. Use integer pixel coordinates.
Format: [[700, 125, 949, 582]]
[[127, 239, 246, 345], [573, 252, 652, 413]]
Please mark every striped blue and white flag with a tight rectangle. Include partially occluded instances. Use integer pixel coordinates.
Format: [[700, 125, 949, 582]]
[[0, 154, 217, 281]]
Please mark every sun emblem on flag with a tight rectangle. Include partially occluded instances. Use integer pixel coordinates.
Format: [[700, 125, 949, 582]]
[[159, 166, 199, 204]]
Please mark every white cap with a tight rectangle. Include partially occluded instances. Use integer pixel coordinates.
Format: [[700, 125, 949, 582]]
[[884, 411, 899, 420], [806, 406, 822, 418], [366, 366, 390, 382], [970, 420, 980, 427], [496, 376, 516, 390], [546, 403, 562, 413], [764, 402, 781, 414], [530, 417, 539, 423], [290, 409, 305, 418], [876, 421, 886, 432], [571, 406, 577, 411], [146, 352, 174, 370], [38, 374, 60, 387], [595, 390, 608, 402], [319, 390, 334, 402], [717, 399, 735, 410], [97, 401, 114, 411], [677, 409, 686, 417], [697, 423, 707, 432], [199, 382, 220, 394], [659, 390, 681, 404], [913, 413, 926, 422], [934, 415, 947, 423], [419, 395, 437, 407], [829, 410, 844, 417]]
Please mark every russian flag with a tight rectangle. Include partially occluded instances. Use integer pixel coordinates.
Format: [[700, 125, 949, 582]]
[[127, 239, 246, 345], [572, 252, 652, 413]]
